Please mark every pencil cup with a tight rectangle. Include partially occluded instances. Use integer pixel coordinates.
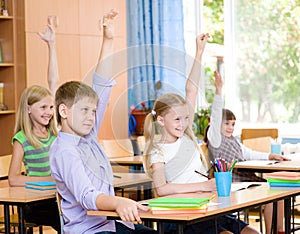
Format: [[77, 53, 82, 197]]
[[271, 143, 281, 155], [214, 172, 232, 197]]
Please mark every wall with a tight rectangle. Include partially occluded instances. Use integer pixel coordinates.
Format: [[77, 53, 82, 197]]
[[24, 0, 128, 139]]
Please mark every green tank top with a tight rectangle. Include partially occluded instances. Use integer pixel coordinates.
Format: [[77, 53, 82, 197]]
[[13, 130, 56, 176]]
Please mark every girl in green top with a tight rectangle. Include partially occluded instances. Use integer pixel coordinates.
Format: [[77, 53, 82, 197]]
[[8, 16, 60, 232]]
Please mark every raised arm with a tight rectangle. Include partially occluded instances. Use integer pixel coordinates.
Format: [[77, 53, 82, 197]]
[[38, 16, 59, 94], [186, 33, 210, 127], [95, 9, 118, 77]]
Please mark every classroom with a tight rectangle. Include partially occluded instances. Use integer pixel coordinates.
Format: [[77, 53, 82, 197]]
[[1, 0, 300, 234]]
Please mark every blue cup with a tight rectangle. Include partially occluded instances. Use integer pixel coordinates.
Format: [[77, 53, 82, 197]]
[[271, 143, 281, 155], [214, 172, 232, 197]]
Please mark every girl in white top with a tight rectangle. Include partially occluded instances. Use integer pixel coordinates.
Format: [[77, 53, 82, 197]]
[[143, 34, 259, 234]]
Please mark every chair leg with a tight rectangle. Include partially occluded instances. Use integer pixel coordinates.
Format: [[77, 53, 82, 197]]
[[26, 227, 33, 234], [39, 225, 43, 234]]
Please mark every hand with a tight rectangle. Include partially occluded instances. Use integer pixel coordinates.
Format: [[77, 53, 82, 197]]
[[101, 8, 118, 39], [199, 178, 217, 192], [214, 70, 223, 95], [269, 154, 291, 161], [195, 33, 211, 58], [38, 16, 57, 44], [115, 197, 149, 224]]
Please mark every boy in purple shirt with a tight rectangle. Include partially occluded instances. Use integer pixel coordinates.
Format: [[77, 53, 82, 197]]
[[50, 9, 156, 234]]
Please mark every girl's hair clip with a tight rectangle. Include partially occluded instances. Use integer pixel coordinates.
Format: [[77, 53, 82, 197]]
[[151, 109, 156, 116]]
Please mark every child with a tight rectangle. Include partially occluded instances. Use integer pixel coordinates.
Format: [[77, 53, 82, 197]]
[[204, 70, 289, 234], [143, 34, 260, 234], [49, 9, 156, 234], [8, 16, 60, 232]]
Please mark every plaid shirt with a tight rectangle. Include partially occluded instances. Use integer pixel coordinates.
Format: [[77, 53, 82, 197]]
[[208, 135, 265, 182]]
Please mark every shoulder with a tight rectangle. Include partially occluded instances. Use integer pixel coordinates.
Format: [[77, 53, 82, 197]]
[[12, 131, 26, 144]]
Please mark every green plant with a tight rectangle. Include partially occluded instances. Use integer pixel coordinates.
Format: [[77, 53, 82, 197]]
[[193, 107, 211, 139]]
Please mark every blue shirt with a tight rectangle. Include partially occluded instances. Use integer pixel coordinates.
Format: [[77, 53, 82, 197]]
[[50, 74, 132, 234]]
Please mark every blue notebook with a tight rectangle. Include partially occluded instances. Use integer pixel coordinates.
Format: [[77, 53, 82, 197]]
[[269, 182, 300, 187], [25, 181, 56, 191]]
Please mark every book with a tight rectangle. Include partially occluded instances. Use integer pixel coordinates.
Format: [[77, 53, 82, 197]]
[[269, 182, 300, 187], [236, 160, 279, 167], [151, 204, 208, 215], [25, 181, 56, 191], [231, 182, 262, 192], [148, 197, 210, 208], [265, 171, 300, 181]]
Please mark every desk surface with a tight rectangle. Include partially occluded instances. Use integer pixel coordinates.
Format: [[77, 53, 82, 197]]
[[113, 172, 152, 188], [0, 186, 55, 203], [235, 154, 300, 171], [88, 183, 300, 221], [110, 156, 143, 166]]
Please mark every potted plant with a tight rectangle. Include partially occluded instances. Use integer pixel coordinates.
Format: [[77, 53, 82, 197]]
[[193, 107, 211, 140]]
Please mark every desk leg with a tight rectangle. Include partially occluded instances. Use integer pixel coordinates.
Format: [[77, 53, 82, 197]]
[[176, 223, 184, 234], [284, 197, 292, 234], [4, 204, 10, 234], [272, 201, 278, 234], [17, 206, 25, 234], [157, 222, 164, 234]]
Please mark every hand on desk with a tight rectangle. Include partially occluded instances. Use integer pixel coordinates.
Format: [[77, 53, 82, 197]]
[[199, 178, 217, 192], [115, 197, 150, 224], [269, 154, 291, 161]]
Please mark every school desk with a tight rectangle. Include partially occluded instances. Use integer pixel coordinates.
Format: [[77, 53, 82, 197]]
[[235, 153, 300, 173], [110, 155, 144, 167], [0, 186, 56, 234], [87, 183, 300, 234]]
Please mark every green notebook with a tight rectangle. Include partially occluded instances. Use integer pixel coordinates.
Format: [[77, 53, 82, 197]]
[[148, 197, 210, 208]]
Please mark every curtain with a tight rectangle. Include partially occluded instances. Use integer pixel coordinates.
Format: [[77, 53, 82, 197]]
[[126, 0, 186, 111]]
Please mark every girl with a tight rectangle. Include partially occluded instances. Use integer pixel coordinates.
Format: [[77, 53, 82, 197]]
[[8, 17, 60, 232], [143, 34, 259, 234], [204, 70, 289, 234]]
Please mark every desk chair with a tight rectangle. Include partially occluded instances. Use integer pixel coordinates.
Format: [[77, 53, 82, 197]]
[[55, 192, 64, 234], [99, 139, 134, 158], [240, 128, 278, 143]]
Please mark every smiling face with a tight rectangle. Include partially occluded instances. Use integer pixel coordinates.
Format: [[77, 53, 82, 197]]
[[157, 104, 189, 143], [221, 119, 236, 137], [58, 97, 97, 137], [28, 95, 54, 128]]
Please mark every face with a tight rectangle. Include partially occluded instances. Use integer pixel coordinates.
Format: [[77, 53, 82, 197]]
[[61, 97, 97, 137], [157, 104, 189, 143], [28, 95, 54, 128], [221, 119, 235, 137]]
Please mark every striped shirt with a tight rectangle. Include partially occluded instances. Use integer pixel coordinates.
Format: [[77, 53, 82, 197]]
[[13, 130, 56, 176]]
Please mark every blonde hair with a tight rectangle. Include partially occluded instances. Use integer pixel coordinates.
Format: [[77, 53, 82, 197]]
[[14, 85, 58, 148], [143, 93, 208, 177]]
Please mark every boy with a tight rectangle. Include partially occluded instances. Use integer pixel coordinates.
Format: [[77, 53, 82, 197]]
[[49, 10, 156, 234]]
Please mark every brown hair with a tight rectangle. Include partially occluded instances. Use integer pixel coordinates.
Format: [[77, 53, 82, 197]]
[[55, 81, 98, 125]]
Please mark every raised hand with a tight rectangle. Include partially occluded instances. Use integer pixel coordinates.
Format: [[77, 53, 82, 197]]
[[195, 33, 211, 58], [38, 16, 58, 44], [214, 70, 223, 95], [101, 9, 118, 39]]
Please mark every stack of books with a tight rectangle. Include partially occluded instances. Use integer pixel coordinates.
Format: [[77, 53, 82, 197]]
[[148, 197, 210, 215], [25, 181, 56, 191], [265, 171, 300, 187]]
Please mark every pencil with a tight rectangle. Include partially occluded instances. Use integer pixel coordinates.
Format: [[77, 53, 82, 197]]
[[194, 170, 210, 179]]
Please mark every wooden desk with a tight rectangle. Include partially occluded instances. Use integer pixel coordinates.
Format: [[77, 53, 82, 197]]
[[113, 172, 153, 200], [0, 187, 55, 234], [88, 183, 300, 234], [110, 155, 143, 167], [235, 154, 300, 173]]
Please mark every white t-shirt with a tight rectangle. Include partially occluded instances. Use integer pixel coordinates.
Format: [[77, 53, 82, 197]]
[[150, 135, 208, 184]]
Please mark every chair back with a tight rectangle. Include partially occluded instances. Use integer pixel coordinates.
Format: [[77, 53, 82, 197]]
[[243, 136, 272, 153], [99, 139, 134, 158], [56, 192, 64, 233], [240, 128, 278, 143]]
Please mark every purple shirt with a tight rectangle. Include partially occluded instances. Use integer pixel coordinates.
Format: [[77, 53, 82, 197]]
[[50, 74, 131, 233]]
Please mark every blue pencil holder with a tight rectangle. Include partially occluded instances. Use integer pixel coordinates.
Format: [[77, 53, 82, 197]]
[[214, 172, 232, 197]]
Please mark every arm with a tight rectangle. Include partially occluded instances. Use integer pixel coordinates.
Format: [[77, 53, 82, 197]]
[[38, 16, 59, 94], [9, 141, 54, 186], [95, 9, 118, 78], [207, 71, 223, 147], [186, 33, 210, 128], [151, 162, 216, 196]]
